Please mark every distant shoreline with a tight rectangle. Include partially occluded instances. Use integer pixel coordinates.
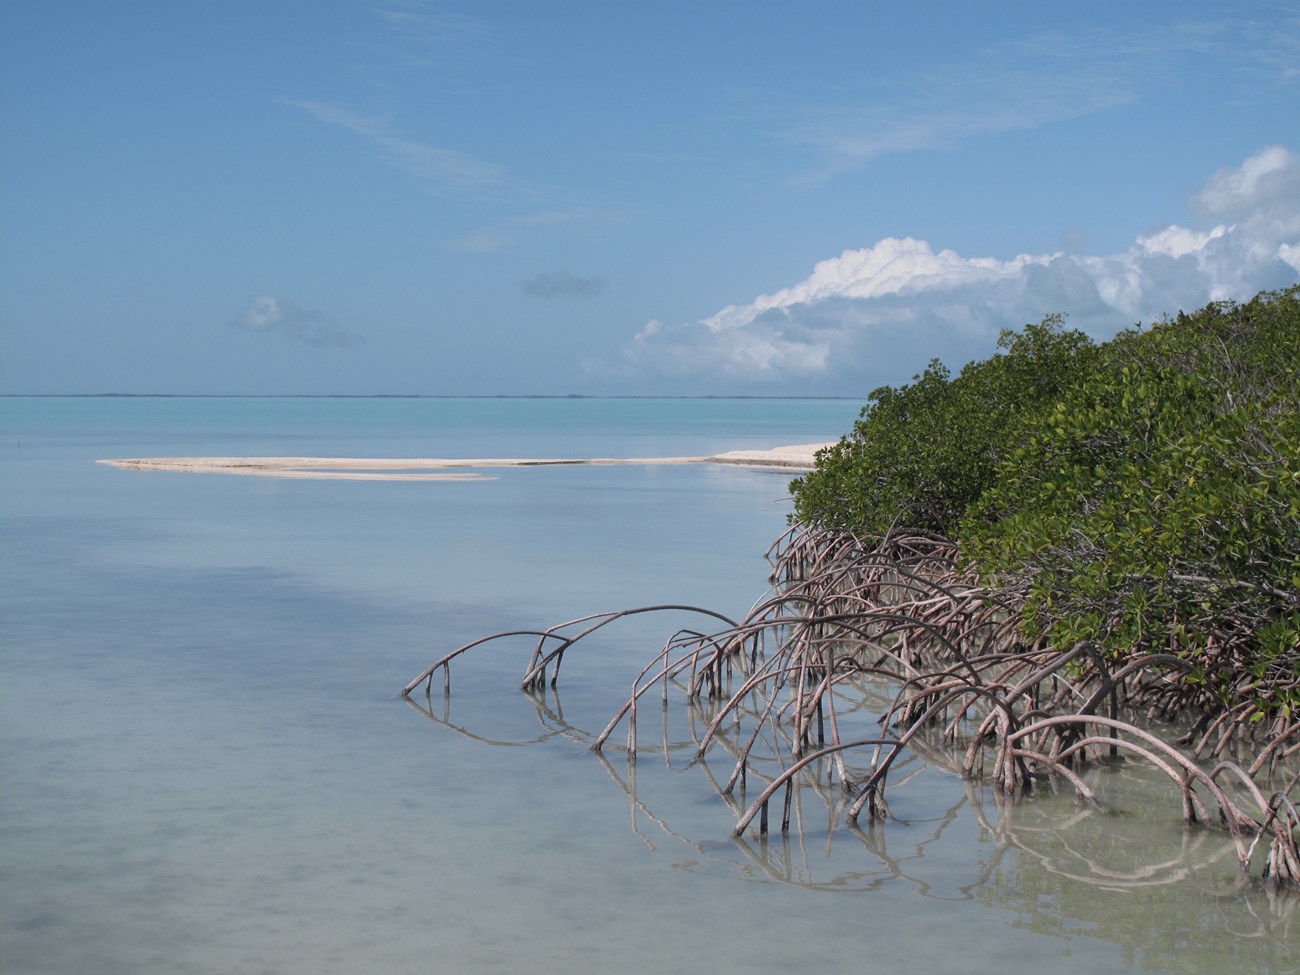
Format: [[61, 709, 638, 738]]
[[6, 393, 858, 400], [97, 443, 834, 481]]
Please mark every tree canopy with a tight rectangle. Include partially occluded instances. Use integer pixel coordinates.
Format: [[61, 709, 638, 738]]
[[790, 285, 1300, 712], [789, 315, 1100, 535]]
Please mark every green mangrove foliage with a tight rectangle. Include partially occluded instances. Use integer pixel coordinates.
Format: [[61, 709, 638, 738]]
[[791, 286, 1300, 714], [963, 287, 1300, 712], [790, 315, 1100, 535]]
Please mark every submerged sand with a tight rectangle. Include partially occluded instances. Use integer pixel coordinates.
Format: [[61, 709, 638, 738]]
[[97, 443, 834, 481]]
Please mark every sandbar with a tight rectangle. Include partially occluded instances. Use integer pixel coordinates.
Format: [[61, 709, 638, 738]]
[[97, 443, 833, 481]]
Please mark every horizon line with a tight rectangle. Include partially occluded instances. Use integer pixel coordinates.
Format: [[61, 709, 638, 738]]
[[1, 393, 860, 401]]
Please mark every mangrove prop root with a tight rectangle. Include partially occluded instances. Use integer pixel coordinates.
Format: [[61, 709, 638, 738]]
[[402, 524, 1300, 886]]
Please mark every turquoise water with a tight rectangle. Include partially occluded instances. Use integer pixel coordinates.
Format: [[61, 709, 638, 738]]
[[1, 397, 1295, 974]]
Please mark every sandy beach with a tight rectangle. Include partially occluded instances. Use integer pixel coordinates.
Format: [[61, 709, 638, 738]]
[[97, 442, 834, 481]]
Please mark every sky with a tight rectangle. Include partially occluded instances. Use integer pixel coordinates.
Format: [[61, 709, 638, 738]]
[[1, 1, 1297, 397]]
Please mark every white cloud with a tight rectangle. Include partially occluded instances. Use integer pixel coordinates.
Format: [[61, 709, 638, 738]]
[[1282, 243, 1300, 275], [622, 147, 1300, 389], [230, 296, 365, 348], [236, 295, 285, 330], [1191, 145, 1300, 220]]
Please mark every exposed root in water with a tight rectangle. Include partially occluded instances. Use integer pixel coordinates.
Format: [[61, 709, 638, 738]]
[[402, 524, 1300, 887]]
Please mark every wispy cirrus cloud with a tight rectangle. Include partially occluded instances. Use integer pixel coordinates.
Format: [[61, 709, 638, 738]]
[[362, 2, 498, 89], [779, 19, 1300, 181], [622, 147, 1300, 388], [286, 4, 515, 199], [284, 99, 508, 196], [230, 295, 365, 348], [783, 68, 1128, 181]]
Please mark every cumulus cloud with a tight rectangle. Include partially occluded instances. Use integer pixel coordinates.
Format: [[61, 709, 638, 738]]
[[622, 147, 1300, 390], [230, 296, 365, 348], [1191, 145, 1300, 220], [521, 269, 604, 298]]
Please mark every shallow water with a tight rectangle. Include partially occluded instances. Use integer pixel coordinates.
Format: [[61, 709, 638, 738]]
[[1, 397, 1296, 974]]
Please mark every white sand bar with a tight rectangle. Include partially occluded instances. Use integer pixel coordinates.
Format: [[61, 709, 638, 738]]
[[97, 443, 834, 481]]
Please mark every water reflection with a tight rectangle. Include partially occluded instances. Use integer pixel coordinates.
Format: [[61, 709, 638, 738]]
[[404, 690, 574, 748], [408, 684, 1300, 971]]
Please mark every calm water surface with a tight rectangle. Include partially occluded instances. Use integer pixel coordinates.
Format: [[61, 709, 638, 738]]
[[0, 398, 1295, 974]]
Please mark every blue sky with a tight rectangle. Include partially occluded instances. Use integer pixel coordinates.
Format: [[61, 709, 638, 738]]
[[1, 1, 1297, 396]]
